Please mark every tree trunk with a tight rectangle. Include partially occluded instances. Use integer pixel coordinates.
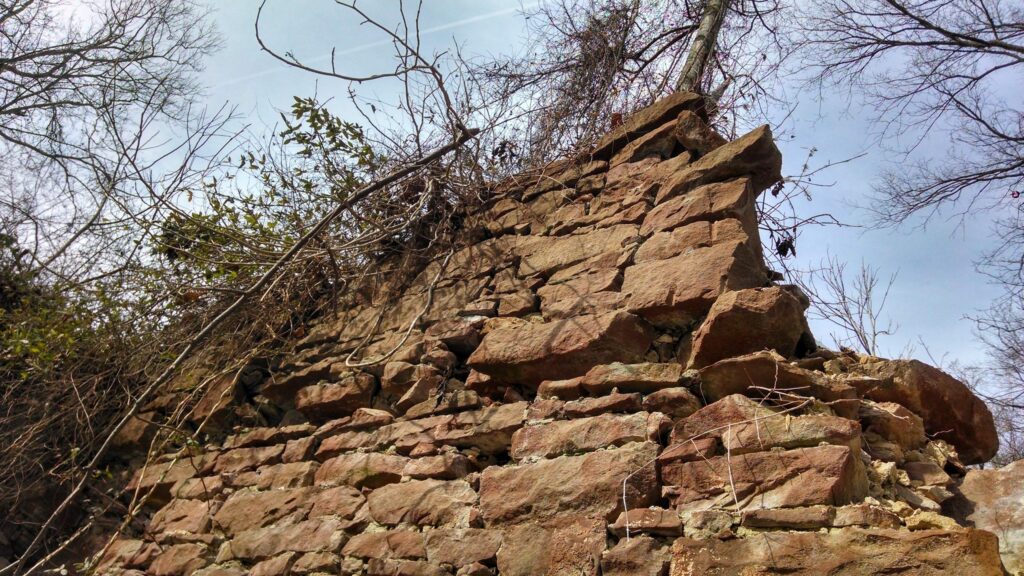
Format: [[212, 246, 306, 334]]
[[676, 0, 731, 92]]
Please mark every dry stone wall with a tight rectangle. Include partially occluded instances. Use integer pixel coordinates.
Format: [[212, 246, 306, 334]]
[[96, 92, 1013, 575]]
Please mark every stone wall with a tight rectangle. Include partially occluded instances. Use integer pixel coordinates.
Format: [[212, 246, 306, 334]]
[[94, 92, 1013, 575]]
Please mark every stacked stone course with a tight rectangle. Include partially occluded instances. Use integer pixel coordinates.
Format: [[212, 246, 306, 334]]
[[96, 92, 1016, 575]]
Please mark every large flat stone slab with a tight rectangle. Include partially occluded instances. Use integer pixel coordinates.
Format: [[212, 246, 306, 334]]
[[468, 311, 655, 385]]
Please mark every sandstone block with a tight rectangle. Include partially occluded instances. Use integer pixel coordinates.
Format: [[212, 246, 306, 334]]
[[852, 359, 998, 464], [367, 479, 478, 527], [859, 400, 927, 451], [342, 530, 426, 560], [495, 515, 606, 576], [697, 351, 859, 418], [592, 91, 702, 159], [148, 543, 209, 576], [423, 529, 502, 567], [740, 505, 835, 529], [213, 487, 312, 536], [562, 391, 643, 417], [669, 528, 1004, 576], [213, 445, 284, 474], [601, 535, 670, 576], [579, 362, 684, 395], [402, 452, 472, 480], [673, 109, 728, 155], [479, 441, 660, 523], [217, 517, 347, 561], [468, 311, 654, 385], [642, 178, 755, 236], [609, 507, 683, 537], [516, 224, 638, 277], [307, 485, 365, 521], [295, 371, 375, 421], [433, 401, 527, 454], [668, 394, 862, 454], [642, 386, 702, 419], [315, 452, 408, 489], [510, 412, 665, 461], [688, 286, 811, 368], [654, 124, 782, 204], [663, 444, 868, 512], [623, 240, 765, 327], [947, 459, 1024, 573], [223, 424, 316, 450]]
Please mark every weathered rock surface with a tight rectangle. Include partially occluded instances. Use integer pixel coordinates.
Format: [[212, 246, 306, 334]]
[[852, 359, 998, 464], [948, 459, 1024, 573], [663, 444, 868, 512], [92, 92, 1014, 576], [479, 441, 660, 523], [670, 528, 1005, 575], [689, 286, 812, 368], [468, 311, 655, 384], [623, 240, 766, 326]]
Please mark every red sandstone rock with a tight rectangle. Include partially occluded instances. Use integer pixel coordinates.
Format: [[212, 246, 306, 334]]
[[517, 224, 639, 277], [669, 528, 1005, 576], [495, 515, 607, 576], [669, 394, 862, 454], [510, 412, 666, 461], [562, 391, 643, 417], [294, 371, 375, 421], [148, 498, 217, 539], [314, 452, 408, 489], [642, 386, 701, 419], [833, 503, 902, 529], [307, 484, 365, 521], [314, 408, 394, 439], [423, 528, 502, 567], [656, 437, 720, 471], [673, 109, 728, 155], [740, 505, 835, 529], [688, 286, 812, 368], [479, 441, 660, 524], [696, 351, 859, 418], [148, 542, 209, 576], [579, 362, 685, 395], [468, 311, 655, 385], [367, 479, 478, 527], [405, 390, 481, 419], [433, 401, 527, 454], [402, 452, 472, 480], [212, 487, 312, 536], [592, 91, 702, 159], [947, 459, 1024, 573], [609, 507, 683, 537], [537, 376, 584, 400], [223, 424, 315, 449], [859, 400, 927, 451], [610, 119, 679, 166], [642, 177, 755, 236], [663, 444, 868, 512], [623, 240, 766, 327], [264, 359, 349, 404], [213, 444, 284, 474], [342, 530, 426, 560], [852, 359, 998, 464], [365, 558, 451, 576], [654, 124, 782, 204], [216, 517, 347, 562], [424, 319, 480, 356], [600, 535, 670, 576]]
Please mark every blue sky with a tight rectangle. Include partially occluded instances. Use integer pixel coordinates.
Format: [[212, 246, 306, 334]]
[[196, 0, 1004, 366]]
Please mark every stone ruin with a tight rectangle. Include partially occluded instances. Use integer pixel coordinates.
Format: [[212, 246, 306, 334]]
[[89, 92, 1023, 575]]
